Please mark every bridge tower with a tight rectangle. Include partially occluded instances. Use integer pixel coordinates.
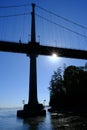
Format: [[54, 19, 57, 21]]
[[17, 3, 46, 118], [28, 3, 38, 105]]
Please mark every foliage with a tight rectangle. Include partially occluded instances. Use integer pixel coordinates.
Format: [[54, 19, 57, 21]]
[[49, 64, 87, 111], [64, 66, 83, 95], [49, 67, 65, 109], [49, 67, 63, 95], [63, 65, 84, 108]]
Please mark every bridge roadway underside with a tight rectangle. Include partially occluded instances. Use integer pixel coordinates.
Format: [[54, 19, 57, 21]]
[[0, 41, 87, 60]]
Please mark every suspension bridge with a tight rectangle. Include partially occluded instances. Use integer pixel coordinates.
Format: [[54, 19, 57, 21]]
[[0, 3, 87, 118]]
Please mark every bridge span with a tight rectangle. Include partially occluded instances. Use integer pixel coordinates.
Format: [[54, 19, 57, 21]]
[[0, 40, 87, 60]]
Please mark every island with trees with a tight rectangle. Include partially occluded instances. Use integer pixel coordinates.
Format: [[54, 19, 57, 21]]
[[48, 63, 87, 114]]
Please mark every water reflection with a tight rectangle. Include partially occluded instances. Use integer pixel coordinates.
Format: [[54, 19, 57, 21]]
[[22, 108, 87, 130], [1, 108, 87, 129], [23, 116, 45, 130], [23, 107, 52, 130]]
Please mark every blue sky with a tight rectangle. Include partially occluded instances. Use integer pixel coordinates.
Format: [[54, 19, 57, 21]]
[[0, 0, 87, 107]]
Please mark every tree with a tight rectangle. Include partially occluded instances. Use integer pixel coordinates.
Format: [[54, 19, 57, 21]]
[[49, 67, 65, 110], [64, 66, 80, 95], [64, 65, 87, 108], [49, 64, 87, 111]]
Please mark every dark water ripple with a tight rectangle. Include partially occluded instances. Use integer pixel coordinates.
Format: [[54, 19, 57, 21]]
[[0, 108, 87, 130]]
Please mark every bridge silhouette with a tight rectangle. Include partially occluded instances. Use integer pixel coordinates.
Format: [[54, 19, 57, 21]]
[[0, 3, 87, 118]]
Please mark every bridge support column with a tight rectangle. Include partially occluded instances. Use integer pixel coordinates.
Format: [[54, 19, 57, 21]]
[[28, 54, 38, 105], [17, 45, 46, 118], [17, 3, 46, 118]]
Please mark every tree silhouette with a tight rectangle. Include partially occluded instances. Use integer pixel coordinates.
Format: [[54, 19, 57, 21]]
[[49, 64, 87, 112], [64, 66, 83, 108], [49, 67, 65, 110]]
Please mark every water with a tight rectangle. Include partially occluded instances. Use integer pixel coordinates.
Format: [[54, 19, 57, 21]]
[[0, 107, 87, 130]]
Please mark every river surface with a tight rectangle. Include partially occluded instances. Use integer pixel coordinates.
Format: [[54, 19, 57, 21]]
[[0, 107, 87, 130]]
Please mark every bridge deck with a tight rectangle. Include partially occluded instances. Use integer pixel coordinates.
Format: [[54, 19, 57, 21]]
[[0, 41, 87, 60]]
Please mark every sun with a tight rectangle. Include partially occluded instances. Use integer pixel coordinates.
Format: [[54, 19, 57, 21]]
[[52, 53, 57, 57], [49, 53, 58, 62]]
